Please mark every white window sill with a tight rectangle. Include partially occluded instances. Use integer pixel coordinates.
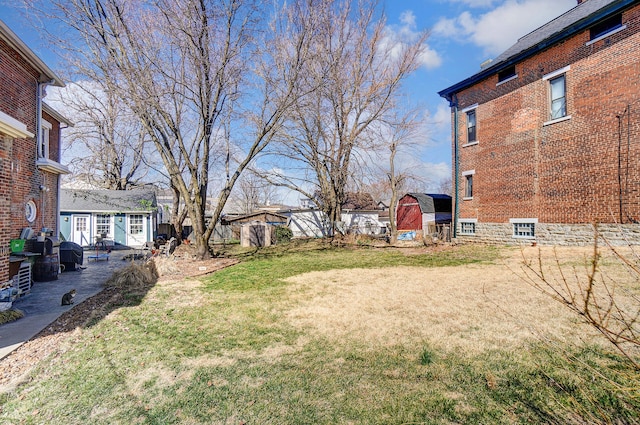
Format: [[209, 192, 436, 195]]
[[36, 158, 70, 175], [543, 115, 571, 126], [462, 197, 473, 201], [462, 141, 479, 147], [586, 25, 626, 46], [496, 74, 518, 86], [513, 235, 535, 240], [0, 111, 34, 139]]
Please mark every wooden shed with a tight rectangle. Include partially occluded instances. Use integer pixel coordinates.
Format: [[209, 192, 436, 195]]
[[222, 211, 288, 241], [396, 193, 452, 240]]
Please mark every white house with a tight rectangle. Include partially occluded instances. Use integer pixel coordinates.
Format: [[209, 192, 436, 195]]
[[286, 208, 386, 238]]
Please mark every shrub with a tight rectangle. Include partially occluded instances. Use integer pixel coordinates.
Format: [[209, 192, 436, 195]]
[[275, 226, 293, 244]]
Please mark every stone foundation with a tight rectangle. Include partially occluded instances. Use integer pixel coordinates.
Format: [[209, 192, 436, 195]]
[[456, 222, 640, 246]]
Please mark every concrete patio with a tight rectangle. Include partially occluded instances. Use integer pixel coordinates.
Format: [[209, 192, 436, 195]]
[[0, 250, 132, 359]]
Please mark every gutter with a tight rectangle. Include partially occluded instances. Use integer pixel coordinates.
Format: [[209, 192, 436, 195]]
[[437, 0, 636, 99]]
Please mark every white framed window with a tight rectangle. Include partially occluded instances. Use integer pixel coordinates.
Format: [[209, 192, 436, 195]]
[[459, 219, 477, 235], [466, 110, 476, 143], [75, 216, 88, 232], [543, 66, 570, 125], [129, 214, 144, 235], [39, 120, 51, 159], [510, 218, 537, 239], [96, 214, 112, 237], [462, 170, 475, 200], [549, 75, 566, 120], [462, 104, 478, 145]]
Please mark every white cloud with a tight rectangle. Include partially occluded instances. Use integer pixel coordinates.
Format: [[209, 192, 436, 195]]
[[383, 10, 442, 69], [448, 0, 498, 7], [433, 0, 576, 56], [421, 161, 451, 190], [432, 102, 451, 132]]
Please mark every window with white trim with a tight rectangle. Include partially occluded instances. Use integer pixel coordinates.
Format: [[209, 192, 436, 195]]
[[549, 75, 566, 120], [510, 219, 537, 239], [75, 216, 88, 232], [130, 214, 144, 235], [462, 170, 474, 199], [96, 214, 112, 237], [460, 220, 476, 235], [466, 110, 476, 143], [543, 66, 570, 124], [39, 120, 51, 159]]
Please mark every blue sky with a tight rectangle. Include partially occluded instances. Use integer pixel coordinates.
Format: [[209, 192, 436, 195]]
[[0, 0, 578, 191]]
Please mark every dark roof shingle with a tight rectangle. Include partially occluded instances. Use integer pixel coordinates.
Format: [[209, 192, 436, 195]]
[[61, 189, 157, 213]]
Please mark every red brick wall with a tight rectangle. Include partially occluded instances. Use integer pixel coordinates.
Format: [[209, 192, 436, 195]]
[[0, 37, 62, 283], [0, 134, 12, 280], [453, 4, 640, 227]]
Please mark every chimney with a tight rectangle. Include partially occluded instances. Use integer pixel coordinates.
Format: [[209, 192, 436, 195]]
[[577, 0, 586, 4]]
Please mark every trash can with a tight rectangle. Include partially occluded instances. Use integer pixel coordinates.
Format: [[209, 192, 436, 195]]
[[33, 237, 60, 281]]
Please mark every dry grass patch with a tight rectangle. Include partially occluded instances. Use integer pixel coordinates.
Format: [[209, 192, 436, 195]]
[[285, 246, 616, 353], [105, 261, 159, 289]]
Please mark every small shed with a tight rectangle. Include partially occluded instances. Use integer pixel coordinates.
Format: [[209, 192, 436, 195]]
[[222, 211, 288, 241], [396, 193, 452, 240], [240, 221, 272, 247]]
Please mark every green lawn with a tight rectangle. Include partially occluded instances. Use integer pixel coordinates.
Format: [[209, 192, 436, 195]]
[[1, 243, 638, 424]]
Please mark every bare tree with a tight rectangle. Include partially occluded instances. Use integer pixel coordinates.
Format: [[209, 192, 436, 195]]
[[385, 117, 422, 244], [50, 81, 149, 190], [520, 227, 640, 369], [228, 172, 280, 214], [437, 176, 453, 196], [259, 0, 427, 235], [30, 0, 311, 258]]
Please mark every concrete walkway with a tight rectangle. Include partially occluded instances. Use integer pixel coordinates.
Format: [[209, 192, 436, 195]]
[[0, 250, 132, 359]]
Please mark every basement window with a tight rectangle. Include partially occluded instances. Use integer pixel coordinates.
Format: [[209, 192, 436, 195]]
[[510, 218, 537, 239], [588, 14, 624, 44], [460, 219, 477, 235]]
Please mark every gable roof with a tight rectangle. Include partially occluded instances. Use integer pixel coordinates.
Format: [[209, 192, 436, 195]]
[[438, 0, 633, 101], [61, 189, 157, 213], [0, 19, 64, 87], [222, 211, 288, 223], [401, 193, 452, 214], [43, 103, 73, 126]]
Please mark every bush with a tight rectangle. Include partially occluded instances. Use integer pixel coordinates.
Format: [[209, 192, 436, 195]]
[[275, 226, 293, 244]]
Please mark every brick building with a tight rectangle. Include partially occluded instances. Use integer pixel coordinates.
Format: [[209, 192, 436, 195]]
[[0, 19, 69, 285], [438, 0, 640, 245]]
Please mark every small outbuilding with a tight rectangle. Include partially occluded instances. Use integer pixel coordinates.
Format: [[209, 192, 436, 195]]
[[221, 211, 288, 243], [60, 189, 157, 249], [396, 193, 452, 240]]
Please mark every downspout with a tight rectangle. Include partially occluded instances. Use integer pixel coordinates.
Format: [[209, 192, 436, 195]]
[[36, 79, 55, 232], [56, 123, 69, 238], [36, 80, 55, 158], [450, 94, 460, 238]]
